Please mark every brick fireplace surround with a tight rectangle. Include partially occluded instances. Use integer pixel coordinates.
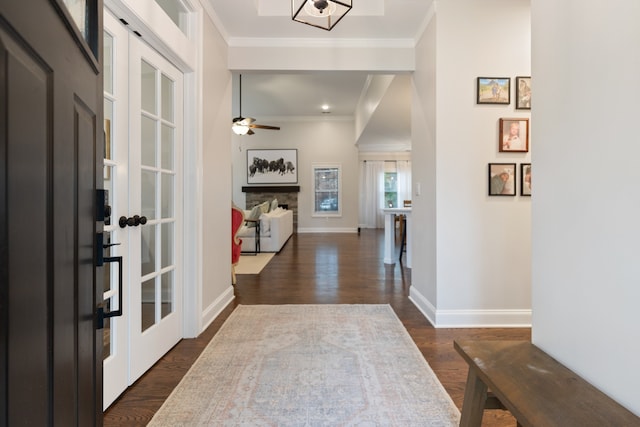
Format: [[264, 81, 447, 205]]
[[242, 186, 300, 231]]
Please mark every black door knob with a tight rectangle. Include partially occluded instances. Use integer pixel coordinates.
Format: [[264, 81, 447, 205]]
[[119, 215, 149, 228]]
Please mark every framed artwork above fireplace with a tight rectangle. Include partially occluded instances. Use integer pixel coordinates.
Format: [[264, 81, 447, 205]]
[[247, 149, 298, 184]]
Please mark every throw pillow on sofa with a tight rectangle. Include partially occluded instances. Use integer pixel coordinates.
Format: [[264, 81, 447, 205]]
[[246, 205, 262, 227]]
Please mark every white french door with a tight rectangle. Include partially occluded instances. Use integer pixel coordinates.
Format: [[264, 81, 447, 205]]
[[128, 32, 184, 382], [102, 11, 129, 409], [102, 10, 184, 409]]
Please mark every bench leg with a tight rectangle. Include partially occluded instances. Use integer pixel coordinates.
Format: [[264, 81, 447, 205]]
[[459, 367, 488, 427]]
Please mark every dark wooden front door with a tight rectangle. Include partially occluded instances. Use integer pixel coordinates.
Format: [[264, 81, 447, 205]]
[[0, 0, 103, 425]]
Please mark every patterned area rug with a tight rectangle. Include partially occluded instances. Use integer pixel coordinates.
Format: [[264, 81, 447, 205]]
[[148, 305, 460, 426]]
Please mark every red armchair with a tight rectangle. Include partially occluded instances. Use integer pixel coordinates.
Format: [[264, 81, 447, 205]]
[[231, 203, 245, 284]]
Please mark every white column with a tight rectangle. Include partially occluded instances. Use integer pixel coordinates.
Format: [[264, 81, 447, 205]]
[[404, 212, 412, 268], [384, 212, 395, 264]]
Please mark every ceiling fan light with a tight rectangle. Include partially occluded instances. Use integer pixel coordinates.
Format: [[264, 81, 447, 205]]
[[231, 74, 280, 136], [292, 0, 352, 31], [232, 122, 250, 135]]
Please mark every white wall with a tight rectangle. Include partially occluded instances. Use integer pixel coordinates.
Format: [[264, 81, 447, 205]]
[[531, 0, 640, 415], [232, 118, 360, 232], [355, 75, 394, 141], [199, 11, 235, 328], [411, 0, 532, 327], [410, 7, 438, 309]]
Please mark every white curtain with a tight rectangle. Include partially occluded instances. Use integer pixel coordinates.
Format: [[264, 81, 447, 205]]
[[359, 160, 386, 228], [396, 160, 412, 206]]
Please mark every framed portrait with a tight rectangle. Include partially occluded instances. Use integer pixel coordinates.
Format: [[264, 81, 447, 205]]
[[247, 149, 298, 184], [477, 77, 510, 104], [515, 76, 531, 110], [521, 163, 531, 196], [499, 118, 529, 152], [488, 163, 516, 196]]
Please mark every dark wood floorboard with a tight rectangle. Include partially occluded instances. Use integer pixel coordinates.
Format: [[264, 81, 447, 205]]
[[104, 229, 530, 426]]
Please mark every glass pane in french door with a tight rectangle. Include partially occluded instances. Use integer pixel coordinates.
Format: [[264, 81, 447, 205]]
[[102, 41, 116, 361], [138, 62, 177, 332]]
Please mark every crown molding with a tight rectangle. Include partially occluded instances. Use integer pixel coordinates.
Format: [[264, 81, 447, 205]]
[[227, 37, 416, 49], [257, 115, 354, 123]]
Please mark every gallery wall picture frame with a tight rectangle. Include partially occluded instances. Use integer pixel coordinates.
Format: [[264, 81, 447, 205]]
[[515, 76, 531, 110], [477, 77, 511, 104], [521, 163, 531, 196], [488, 163, 516, 196], [247, 148, 298, 184], [499, 118, 529, 152]]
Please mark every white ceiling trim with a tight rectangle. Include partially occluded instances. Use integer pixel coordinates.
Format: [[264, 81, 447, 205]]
[[356, 142, 411, 152], [256, 115, 354, 122], [227, 36, 416, 49]]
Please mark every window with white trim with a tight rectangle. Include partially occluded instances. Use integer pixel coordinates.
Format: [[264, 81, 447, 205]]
[[312, 164, 341, 216], [154, 0, 191, 37]]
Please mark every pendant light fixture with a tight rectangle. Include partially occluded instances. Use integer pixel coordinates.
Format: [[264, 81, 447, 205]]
[[292, 0, 352, 31]]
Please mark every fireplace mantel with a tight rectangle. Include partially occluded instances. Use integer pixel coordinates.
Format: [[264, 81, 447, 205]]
[[242, 186, 300, 193]]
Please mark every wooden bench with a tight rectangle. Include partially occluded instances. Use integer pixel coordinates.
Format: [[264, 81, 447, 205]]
[[454, 340, 640, 427]]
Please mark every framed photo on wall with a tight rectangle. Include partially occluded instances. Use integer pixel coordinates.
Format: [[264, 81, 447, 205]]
[[477, 77, 510, 104], [488, 163, 516, 196], [515, 76, 531, 110], [247, 149, 298, 184], [521, 163, 531, 196], [499, 118, 529, 152]]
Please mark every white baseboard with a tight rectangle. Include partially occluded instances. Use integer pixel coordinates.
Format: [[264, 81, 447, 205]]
[[408, 287, 437, 326], [200, 286, 235, 334], [297, 227, 359, 233], [409, 286, 532, 328]]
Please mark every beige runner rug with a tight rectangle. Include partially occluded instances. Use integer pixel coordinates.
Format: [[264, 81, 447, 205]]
[[148, 304, 460, 426]]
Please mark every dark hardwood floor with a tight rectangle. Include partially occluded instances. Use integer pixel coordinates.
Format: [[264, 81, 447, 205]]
[[104, 229, 530, 426]]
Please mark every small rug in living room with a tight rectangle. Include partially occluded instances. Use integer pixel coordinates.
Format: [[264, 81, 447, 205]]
[[148, 304, 460, 426], [235, 252, 274, 275]]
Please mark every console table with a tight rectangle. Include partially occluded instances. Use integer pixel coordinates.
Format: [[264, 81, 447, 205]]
[[382, 207, 411, 268]]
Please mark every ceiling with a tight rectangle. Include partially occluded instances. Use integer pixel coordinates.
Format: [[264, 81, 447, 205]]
[[207, 0, 433, 40], [206, 0, 434, 151]]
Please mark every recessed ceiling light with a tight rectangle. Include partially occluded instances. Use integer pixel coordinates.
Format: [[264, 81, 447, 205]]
[[321, 104, 330, 110]]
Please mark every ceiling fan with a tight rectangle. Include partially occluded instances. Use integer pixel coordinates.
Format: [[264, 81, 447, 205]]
[[232, 74, 280, 135]]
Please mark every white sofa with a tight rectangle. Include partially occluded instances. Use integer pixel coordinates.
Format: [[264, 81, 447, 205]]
[[238, 208, 293, 253]]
